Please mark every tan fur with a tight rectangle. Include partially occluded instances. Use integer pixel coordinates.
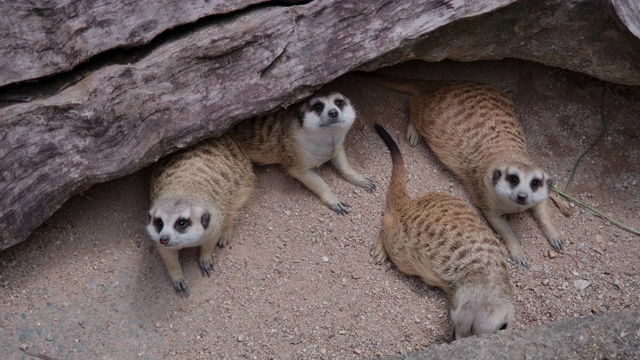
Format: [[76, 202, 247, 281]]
[[373, 123, 514, 339], [229, 92, 375, 214], [147, 134, 255, 296], [363, 73, 561, 268]]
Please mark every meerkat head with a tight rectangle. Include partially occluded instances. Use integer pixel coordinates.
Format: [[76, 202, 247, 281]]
[[491, 163, 552, 210], [450, 283, 514, 340], [297, 92, 356, 130], [146, 198, 220, 250]]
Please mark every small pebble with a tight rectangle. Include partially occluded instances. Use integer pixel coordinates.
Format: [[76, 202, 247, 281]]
[[321, 256, 329, 263], [542, 279, 550, 286], [320, 348, 327, 355], [237, 334, 245, 342], [284, 210, 291, 216], [290, 335, 302, 344], [45, 334, 54, 341], [548, 250, 558, 258], [574, 280, 591, 290], [19, 343, 28, 351], [155, 322, 162, 328]]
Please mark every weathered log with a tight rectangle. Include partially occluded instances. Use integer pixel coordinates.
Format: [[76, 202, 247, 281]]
[[0, 0, 282, 87], [1, 0, 639, 250]]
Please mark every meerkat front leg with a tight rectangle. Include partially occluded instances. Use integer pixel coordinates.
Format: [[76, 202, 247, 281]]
[[288, 167, 350, 214], [484, 211, 528, 269], [530, 200, 562, 252], [331, 146, 376, 191], [156, 245, 189, 296], [199, 232, 222, 278]]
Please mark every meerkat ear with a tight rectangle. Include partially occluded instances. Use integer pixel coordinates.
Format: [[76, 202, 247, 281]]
[[492, 170, 502, 186], [201, 212, 211, 229], [546, 177, 553, 188], [297, 109, 305, 125]]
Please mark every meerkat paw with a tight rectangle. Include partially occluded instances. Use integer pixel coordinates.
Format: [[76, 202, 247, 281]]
[[217, 231, 232, 248], [548, 235, 563, 252], [173, 279, 189, 297], [360, 177, 376, 191], [328, 200, 351, 215], [370, 245, 388, 265], [199, 257, 215, 278], [406, 123, 422, 147], [508, 250, 529, 269]]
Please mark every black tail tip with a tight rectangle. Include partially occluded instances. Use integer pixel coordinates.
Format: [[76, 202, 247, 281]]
[[373, 122, 387, 137]]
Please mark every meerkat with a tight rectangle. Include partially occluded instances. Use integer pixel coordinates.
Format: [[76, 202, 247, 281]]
[[362, 73, 561, 268], [147, 134, 255, 296], [372, 123, 514, 339], [228, 91, 375, 214]]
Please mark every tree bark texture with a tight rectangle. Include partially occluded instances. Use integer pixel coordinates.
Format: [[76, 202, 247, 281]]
[[1, 0, 639, 250]]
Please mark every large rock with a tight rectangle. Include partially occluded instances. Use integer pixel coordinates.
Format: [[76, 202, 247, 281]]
[[1, 0, 639, 250], [382, 311, 640, 359]]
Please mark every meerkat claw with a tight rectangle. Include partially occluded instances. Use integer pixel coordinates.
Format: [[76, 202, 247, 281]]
[[331, 201, 351, 215], [174, 280, 189, 297], [550, 237, 563, 252], [200, 258, 214, 278], [364, 178, 376, 191]]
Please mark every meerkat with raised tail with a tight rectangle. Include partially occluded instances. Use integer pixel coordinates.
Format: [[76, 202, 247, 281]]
[[147, 134, 255, 296], [372, 123, 514, 339], [229, 91, 375, 214], [362, 73, 561, 268]]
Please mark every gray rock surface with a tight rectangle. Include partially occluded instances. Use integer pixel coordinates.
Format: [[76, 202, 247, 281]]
[[383, 311, 640, 360]]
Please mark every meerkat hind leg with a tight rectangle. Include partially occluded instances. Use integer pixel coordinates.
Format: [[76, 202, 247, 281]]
[[530, 200, 563, 251], [156, 245, 189, 296], [288, 167, 350, 215], [371, 233, 389, 265], [406, 122, 422, 147], [485, 212, 529, 269], [331, 147, 376, 191]]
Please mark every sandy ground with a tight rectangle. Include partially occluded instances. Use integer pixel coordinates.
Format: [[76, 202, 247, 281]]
[[1, 59, 639, 359]]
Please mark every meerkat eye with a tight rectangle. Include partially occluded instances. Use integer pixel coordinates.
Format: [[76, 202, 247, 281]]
[[530, 178, 541, 190], [334, 99, 344, 108], [312, 103, 324, 111], [175, 218, 190, 230], [507, 174, 519, 185], [499, 323, 508, 330], [153, 218, 164, 231]]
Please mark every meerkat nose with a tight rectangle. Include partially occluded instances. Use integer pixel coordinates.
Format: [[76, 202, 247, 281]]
[[517, 193, 527, 201], [328, 109, 339, 118], [160, 237, 170, 245]]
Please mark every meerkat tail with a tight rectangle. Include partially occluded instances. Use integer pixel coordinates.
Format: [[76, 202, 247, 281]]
[[354, 71, 439, 96], [374, 123, 409, 208]]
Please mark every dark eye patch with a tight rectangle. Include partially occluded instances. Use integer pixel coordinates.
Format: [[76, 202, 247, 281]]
[[174, 218, 191, 233], [507, 174, 520, 187], [312, 102, 324, 114], [153, 218, 164, 233], [530, 178, 541, 191], [334, 98, 344, 109]]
